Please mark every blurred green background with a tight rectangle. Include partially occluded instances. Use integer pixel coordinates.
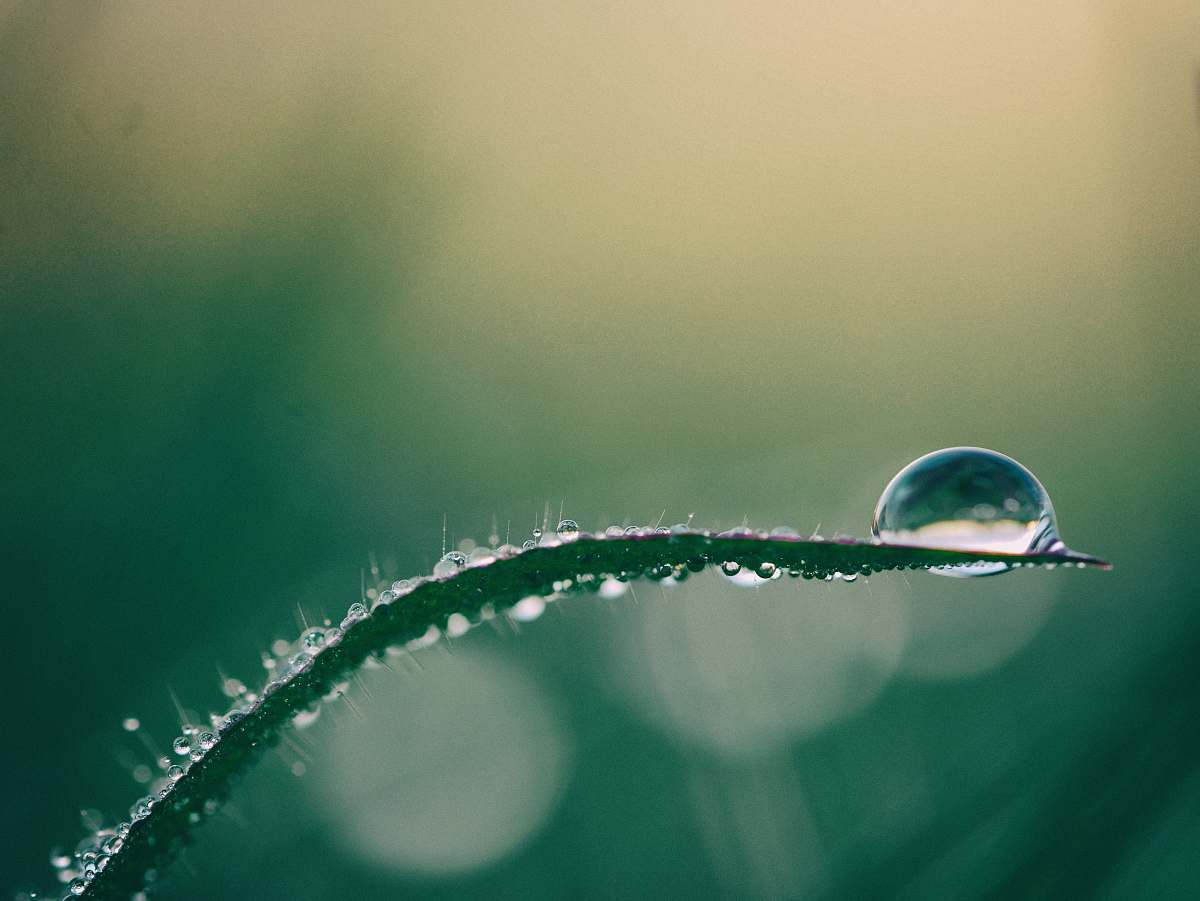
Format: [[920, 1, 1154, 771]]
[[2, 1, 1198, 898]]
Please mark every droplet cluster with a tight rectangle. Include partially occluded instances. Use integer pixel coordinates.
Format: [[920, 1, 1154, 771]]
[[46, 467, 1103, 898]]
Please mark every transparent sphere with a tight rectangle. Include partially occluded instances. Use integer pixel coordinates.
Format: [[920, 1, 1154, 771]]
[[872, 447, 1061, 577]]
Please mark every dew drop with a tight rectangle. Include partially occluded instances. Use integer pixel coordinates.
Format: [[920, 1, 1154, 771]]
[[122, 717, 140, 732], [467, 547, 497, 567], [755, 561, 777, 579], [301, 628, 325, 654], [446, 612, 471, 638], [433, 551, 467, 578], [720, 561, 741, 577], [510, 596, 546, 622], [556, 519, 580, 541], [167, 765, 185, 781], [598, 578, 628, 599], [172, 737, 191, 756], [872, 447, 1063, 577]]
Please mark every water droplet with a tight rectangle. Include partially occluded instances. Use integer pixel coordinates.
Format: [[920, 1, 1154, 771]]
[[755, 561, 777, 579], [68, 878, 87, 896], [301, 628, 325, 653], [467, 547, 497, 567], [50, 847, 72, 869], [556, 519, 580, 541], [510, 596, 546, 622], [872, 447, 1062, 577], [433, 551, 467, 578], [532, 527, 543, 540], [167, 764, 185, 781], [293, 707, 321, 729], [598, 578, 628, 599], [122, 717, 140, 732], [172, 736, 191, 756], [446, 612, 471, 637], [405, 625, 441, 651], [720, 561, 741, 577]]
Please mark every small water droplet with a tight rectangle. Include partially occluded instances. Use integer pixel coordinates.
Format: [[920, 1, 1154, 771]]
[[68, 878, 87, 896], [405, 624, 441, 651], [598, 578, 628, 599], [50, 848, 72, 869], [556, 519, 580, 541], [445, 612, 471, 637], [122, 717, 140, 732], [510, 596, 546, 622], [301, 628, 325, 653], [467, 547, 497, 567], [172, 737, 191, 755], [720, 561, 741, 577], [872, 447, 1063, 577], [755, 561, 777, 579], [293, 707, 321, 729], [433, 551, 467, 578], [167, 764, 185, 781]]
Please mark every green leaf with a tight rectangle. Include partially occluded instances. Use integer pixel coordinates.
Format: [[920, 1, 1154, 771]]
[[71, 529, 1107, 899]]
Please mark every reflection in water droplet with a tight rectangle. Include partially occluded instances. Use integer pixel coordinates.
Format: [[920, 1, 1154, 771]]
[[872, 447, 1062, 577], [556, 519, 580, 541]]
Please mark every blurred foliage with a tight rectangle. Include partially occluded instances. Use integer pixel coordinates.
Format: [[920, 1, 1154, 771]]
[[1, 1, 1197, 898]]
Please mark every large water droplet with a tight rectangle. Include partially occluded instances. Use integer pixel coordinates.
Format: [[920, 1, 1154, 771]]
[[872, 447, 1062, 577], [556, 519, 580, 541]]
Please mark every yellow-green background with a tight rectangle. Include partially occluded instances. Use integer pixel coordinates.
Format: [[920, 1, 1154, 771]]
[[2, 2, 1197, 897]]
